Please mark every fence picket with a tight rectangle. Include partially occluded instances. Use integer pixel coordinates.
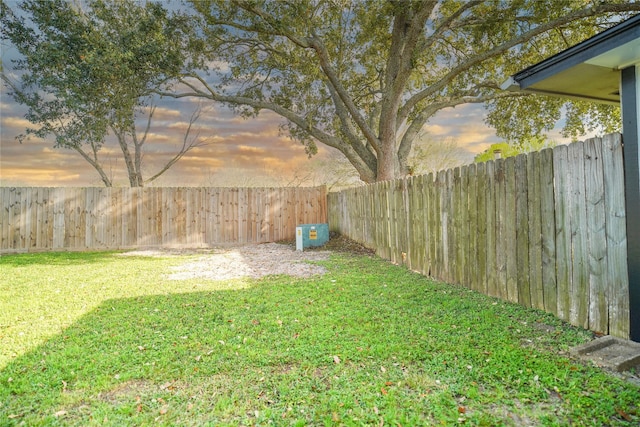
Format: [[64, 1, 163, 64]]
[[514, 154, 531, 307], [584, 138, 608, 334], [2, 186, 326, 252], [602, 134, 630, 338], [426, 174, 437, 277], [568, 142, 589, 329], [433, 172, 445, 279], [540, 148, 558, 315], [485, 161, 497, 297], [327, 135, 629, 339], [475, 163, 487, 294], [528, 152, 544, 310], [495, 159, 507, 299], [452, 168, 461, 284], [504, 157, 518, 303]]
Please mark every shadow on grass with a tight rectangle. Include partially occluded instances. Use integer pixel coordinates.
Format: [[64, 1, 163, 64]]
[[0, 285, 274, 425]]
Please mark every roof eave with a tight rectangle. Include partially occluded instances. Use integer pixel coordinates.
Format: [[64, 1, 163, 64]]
[[513, 14, 640, 90]]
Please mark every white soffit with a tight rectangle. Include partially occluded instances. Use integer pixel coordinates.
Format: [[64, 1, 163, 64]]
[[586, 39, 640, 69]]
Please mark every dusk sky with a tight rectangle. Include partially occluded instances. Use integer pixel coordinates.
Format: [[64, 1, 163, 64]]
[[0, 92, 337, 187], [1, 80, 513, 187], [0, 10, 520, 189], [0, 13, 580, 189]]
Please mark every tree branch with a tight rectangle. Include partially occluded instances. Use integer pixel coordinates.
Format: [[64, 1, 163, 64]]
[[232, 0, 312, 48], [159, 74, 377, 181], [138, 104, 156, 148], [325, 81, 378, 168], [308, 35, 381, 152], [69, 144, 113, 187], [396, 91, 529, 172], [225, 1, 382, 153], [420, 0, 483, 51], [110, 125, 138, 187], [398, 2, 640, 125], [385, 1, 437, 96]]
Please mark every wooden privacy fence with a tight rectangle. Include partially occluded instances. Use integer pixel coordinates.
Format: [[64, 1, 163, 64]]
[[1, 186, 327, 252], [328, 134, 630, 339]]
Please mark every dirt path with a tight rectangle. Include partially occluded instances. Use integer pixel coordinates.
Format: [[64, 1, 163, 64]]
[[122, 243, 331, 280]]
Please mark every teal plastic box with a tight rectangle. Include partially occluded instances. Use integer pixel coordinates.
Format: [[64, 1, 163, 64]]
[[295, 223, 329, 250]]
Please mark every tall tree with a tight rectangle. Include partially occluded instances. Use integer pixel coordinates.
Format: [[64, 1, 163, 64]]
[[165, 0, 637, 183], [1, 0, 205, 187]]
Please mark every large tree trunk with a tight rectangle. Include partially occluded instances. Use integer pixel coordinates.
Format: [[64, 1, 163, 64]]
[[376, 134, 397, 181], [114, 130, 141, 187]]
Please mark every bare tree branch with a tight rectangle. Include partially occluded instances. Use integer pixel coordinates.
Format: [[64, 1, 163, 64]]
[[145, 106, 211, 184], [160, 74, 378, 181]]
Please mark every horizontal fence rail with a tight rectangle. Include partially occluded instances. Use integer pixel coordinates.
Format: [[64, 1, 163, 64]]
[[328, 134, 630, 339], [1, 186, 327, 252]]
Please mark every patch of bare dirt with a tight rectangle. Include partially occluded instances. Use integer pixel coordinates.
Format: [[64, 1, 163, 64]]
[[120, 234, 374, 281], [167, 243, 330, 281], [123, 243, 330, 281], [122, 233, 375, 280], [97, 380, 155, 404]]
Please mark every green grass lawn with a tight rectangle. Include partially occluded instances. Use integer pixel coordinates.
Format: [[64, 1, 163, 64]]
[[1, 248, 638, 426]]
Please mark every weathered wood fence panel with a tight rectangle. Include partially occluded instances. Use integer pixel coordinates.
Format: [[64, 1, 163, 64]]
[[1, 186, 327, 252], [328, 135, 630, 339]]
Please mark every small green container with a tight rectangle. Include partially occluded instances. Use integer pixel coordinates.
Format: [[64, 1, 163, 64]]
[[295, 223, 329, 250]]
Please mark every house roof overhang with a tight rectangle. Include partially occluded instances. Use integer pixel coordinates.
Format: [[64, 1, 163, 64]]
[[501, 14, 640, 105]]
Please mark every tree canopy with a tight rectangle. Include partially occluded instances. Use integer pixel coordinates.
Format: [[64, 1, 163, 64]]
[[1, 0, 204, 186], [165, 0, 638, 182]]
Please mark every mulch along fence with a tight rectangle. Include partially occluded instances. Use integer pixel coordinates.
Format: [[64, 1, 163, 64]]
[[328, 134, 630, 339], [1, 186, 327, 252]]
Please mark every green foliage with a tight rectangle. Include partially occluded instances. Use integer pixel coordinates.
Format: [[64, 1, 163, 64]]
[[487, 96, 621, 142], [474, 142, 523, 163], [1, 250, 639, 425], [474, 136, 556, 163], [173, 0, 637, 182], [2, 1, 637, 184], [0, 0, 199, 186]]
